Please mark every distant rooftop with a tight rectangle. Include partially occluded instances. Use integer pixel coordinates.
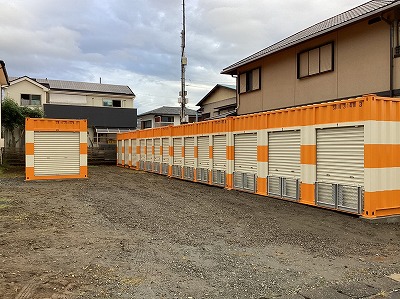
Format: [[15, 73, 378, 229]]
[[222, 0, 399, 74], [9, 76, 135, 96], [138, 106, 197, 117], [196, 84, 236, 106]]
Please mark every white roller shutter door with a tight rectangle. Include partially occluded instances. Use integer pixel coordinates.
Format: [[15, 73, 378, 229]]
[[316, 126, 364, 213], [317, 126, 364, 185], [268, 130, 301, 178], [197, 136, 209, 168], [124, 140, 129, 165], [213, 135, 226, 170], [162, 138, 169, 163], [34, 132, 80, 176], [146, 139, 152, 161], [154, 139, 161, 162], [234, 133, 257, 173], [117, 140, 122, 164], [184, 137, 195, 167], [173, 138, 182, 165], [140, 140, 146, 161], [131, 139, 137, 164]]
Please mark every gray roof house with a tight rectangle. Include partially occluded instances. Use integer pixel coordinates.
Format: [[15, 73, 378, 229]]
[[138, 106, 197, 129]]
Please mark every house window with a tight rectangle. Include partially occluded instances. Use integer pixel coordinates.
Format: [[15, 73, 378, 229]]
[[239, 68, 260, 94], [141, 120, 152, 129], [161, 116, 174, 123], [298, 42, 334, 78], [103, 99, 122, 107], [21, 94, 41, 106]]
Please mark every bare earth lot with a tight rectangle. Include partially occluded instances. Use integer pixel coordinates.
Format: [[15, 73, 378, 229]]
[[0, 166, 399, 299]]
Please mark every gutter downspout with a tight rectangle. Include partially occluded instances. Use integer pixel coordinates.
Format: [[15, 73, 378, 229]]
[[382, 15, 394, 97], [232, 74, 239, 114]]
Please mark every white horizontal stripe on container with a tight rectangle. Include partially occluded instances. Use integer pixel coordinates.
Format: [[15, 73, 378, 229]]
[[258, 130, 268, 146], [26, 155, 34, 167], [365, 168, 400, 192], [301, 126, 316, 145], [80, 154, 88, 167], [80, 132, 86, 143], [257, 162, 268, 178], [26, 131, 34, 143], [365, 121, 400, 144], [301, 164, 316, 185]]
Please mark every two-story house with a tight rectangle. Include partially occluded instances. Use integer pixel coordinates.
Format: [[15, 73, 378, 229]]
[[222, 0, 400, 115], [196, 84, 236, 120], [138, 106, 197, 129], [3, 76, 137, 147], [0, 60, 10, 150]]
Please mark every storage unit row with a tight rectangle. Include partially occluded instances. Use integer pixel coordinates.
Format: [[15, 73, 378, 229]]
[[117, 95, 400, 220]]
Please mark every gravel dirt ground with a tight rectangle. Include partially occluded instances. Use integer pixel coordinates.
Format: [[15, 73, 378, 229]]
[[0, 165, 399, 299]]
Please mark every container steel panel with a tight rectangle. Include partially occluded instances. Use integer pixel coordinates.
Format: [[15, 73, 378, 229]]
[[268, 130, 301, 178], [162, 138, 169, 163], [117, 140, 122, 164], [197, 136, 209, 168], [154, 138, 161, 162], [34, 132, 80, 176], [213, 135, 226, 170], [234, 133, 257, 173], [184, 137, 195, 167], [146, 139, 152, 161], [173, 138, 182, 165], [316, 126, 364, 186]]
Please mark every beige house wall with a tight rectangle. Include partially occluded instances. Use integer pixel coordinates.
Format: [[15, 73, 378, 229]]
[[200, 87, 236, 117], [5, 81, 47, 107], [237, 20, 392, 115], [50, 92, 134, 108]]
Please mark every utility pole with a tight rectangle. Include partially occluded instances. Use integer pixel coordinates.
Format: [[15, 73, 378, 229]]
[[179, 0, 188, 124]]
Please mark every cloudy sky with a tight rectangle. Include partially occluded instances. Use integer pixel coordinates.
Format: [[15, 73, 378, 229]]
[[0, 0, 367, 114]]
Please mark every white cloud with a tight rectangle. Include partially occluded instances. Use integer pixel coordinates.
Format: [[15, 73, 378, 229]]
[[0, 0, 367, 114]]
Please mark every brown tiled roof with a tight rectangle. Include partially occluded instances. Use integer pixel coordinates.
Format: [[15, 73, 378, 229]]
[[222, 0, 399, 74]]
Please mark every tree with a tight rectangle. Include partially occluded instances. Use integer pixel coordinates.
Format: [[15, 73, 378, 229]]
[[1, 97, 43, 147]]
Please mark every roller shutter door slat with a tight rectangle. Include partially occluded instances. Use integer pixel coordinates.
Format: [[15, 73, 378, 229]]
[[131, 139, 137, 164], [268, 131, 301, 178], [124, 140, 129, 165], [213, 135, 226, 170], [117, 140, 122, 164], [234, 133, 257, 173], [162, 138, 169, 163], [197, 136, 209, 168], [317, 126, 364, 186], [146, 139, 152, 161], [184, 137, 195, 167], [173, 138, 182, 164], [140, 140, 146, 161], [154, 139, 161, 162], [34, 132, 80, 176]]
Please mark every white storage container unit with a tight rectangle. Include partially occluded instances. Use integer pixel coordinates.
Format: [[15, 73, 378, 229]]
[[234, 133, 258, 192], [25, 118, 88, 181], [316, 126, 364, 214], [153, 138, 161, 173], [197, 136, 210, 183], [145, 139, 153, 171], [117, 140, 123, 165], [139, 139, 146, 170], [172, 137, 182, 178], [131, 139, 137, 168], [212, 134, 226, 186], [268, 130, 301, 200], [124, 139, 130, 167], [161, 138, 170, 175], [183, 137, 195, 180]]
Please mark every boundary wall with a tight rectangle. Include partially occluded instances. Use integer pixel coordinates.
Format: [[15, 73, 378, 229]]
[[26, 118, 88, 181], [117, 95, 400, 220]]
